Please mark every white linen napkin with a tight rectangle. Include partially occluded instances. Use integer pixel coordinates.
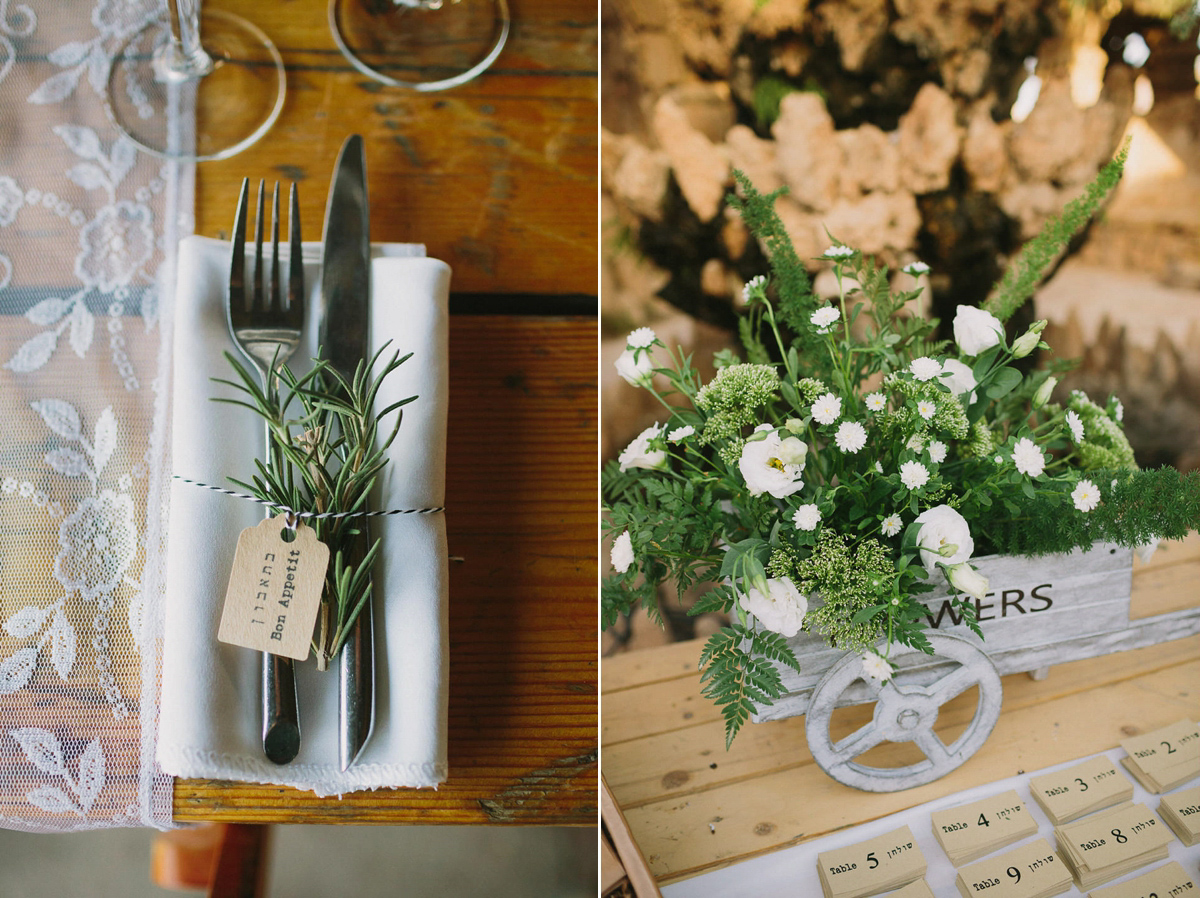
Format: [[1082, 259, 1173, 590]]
[[156, 235, 449, 795]]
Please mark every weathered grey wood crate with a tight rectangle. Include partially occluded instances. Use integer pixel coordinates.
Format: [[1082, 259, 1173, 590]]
[[752, 541, 1200, 792]]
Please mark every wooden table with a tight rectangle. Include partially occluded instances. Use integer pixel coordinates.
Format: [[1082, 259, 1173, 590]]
[[173, 0, 597, 825], [602, 534, 1200, 885]]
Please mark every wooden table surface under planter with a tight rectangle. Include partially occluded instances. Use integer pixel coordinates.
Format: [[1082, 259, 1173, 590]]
[[601, 532, 1200, 886]]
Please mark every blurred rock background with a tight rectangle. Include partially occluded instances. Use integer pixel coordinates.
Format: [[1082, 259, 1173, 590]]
[[601, 0, 1200, 652]]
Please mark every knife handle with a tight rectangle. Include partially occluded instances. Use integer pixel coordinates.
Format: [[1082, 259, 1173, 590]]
[[262, 653, 300, 764]]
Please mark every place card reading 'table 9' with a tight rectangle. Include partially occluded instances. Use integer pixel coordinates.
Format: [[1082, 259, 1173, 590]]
[[954, 838, 1072, 898], [1087, 860, 1197, 898], [816, 825, 927, 898], [1029, 757, 1134, 824], [932, 789, 1039, 865]]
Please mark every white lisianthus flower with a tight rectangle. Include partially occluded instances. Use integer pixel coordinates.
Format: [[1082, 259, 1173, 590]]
[[738, 431, 807, 498], [792, 504, 821, 531], [614, 348, 654, 387], [1072, 479, 1100, 512], [900, 460, 929, 490], [940, 358, 978, 403], [611, 531, 634, 573], [909, 357, 941, 381], [865, 392, 886, 411], [928, 440, 947, 463], [881, 514, 903, 537], [618, 424, 667, 472], [945, 562, 989, 600], [811, 305, 841, 333], [1012, 437, 1045, 477], [834, 421, 867, 453], [823, 244, 854, 259], [668, 424, 695, 442], [902, 261, 930, 276], [953, 305, 1004, 356], [917, 400, 936, 420], [861, 651, 893, 683], [740, 577, 808, 638], [743, 274, 767, 303], [1065, 410, 1084, 443], [914, 504, 974, 575], [811, 393, 842, 425]]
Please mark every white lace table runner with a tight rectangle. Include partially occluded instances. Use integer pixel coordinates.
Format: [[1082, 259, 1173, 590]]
[[0, 0, 186, 832]]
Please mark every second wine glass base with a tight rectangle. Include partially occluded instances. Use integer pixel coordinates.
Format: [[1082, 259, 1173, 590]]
[[105, 9, 285, 162]]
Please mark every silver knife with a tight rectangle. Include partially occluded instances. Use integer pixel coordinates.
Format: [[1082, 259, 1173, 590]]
[[319, 134, 376, 769]]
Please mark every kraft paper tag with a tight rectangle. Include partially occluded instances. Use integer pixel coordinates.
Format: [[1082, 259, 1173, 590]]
[[217, 515, 329, 661], [955, 838, 1072, 898], [1030, 757, 1133, 823], [1159, 786, 1200, 845], [1057, 803, 1173, 871], [932, 789, 1038, 864], [816, 825, 926, 898], [889, 880, 935, 898], [1120, 720, 1200, 791], [1087, 861, 1197, 898]]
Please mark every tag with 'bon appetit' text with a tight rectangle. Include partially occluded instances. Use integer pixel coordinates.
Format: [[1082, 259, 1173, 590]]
[[217, 515, 328, 660]]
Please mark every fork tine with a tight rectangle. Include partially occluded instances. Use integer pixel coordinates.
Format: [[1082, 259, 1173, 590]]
[[287, 183, 303, 323], [270, 182, 281, 313], [253, 179, 265, 313], [229, 178, 249, 322]]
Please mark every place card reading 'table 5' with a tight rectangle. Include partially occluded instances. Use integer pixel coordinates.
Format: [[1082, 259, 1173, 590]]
[[954, 838, 1072, 898], [1087, 860, 1197, 898], [1029, 757, 1134, 824], [932, 790, 1039, 864], [816, 825, 926, 898]]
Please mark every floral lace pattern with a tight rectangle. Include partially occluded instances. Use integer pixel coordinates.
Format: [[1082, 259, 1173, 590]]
[[0, 0, 181, 832]]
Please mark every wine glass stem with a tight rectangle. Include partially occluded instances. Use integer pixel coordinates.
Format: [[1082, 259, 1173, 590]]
[[155, 0, 214, 83]]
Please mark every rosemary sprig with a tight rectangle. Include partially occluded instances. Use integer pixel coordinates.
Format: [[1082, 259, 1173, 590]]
[[214, 343, 414, 668]]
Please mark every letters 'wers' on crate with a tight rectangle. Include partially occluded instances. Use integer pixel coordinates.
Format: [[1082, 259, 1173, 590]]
[[601, 146, 1200, 792]]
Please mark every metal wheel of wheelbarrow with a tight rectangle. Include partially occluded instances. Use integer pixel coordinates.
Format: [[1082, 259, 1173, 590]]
[[804, 633, 1003, 792]]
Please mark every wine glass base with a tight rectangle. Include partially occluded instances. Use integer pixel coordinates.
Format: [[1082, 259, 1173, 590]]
[[329, 0, 509, 92], [105, 9, 285, 162]]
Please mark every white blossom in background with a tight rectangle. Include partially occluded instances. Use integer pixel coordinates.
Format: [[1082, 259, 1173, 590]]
[[834, 421, 867, 453], [811, 393, 842, 425], [940, 359, 977, 403], [626, 327, 657, 349], [917, 400, 936, 421], [873, 461, 884, 474], [928, 441, 947, 464], [881, 514, 903, 537], [740, 577, 808, 638], [909, 357, 941, 382], [618, 424, 667, 472], [953, 305, 1004, 356], [865, 392, 886, 411], [900, 460, 929, 490], [792, 504, 821, 531], [1113, 398, 1124, 422], [902, 261, 930, 276], [739, 430, 807, 498], [811, 305, 841, 333], [906, 434, 925, 451], [1072, 479, 1100, 512], [610, 531, 634, 573], [823, 245, 854, 259], [861, 651, 893, 682], [1012, 437, 1045, 477], [742, 275, 766, 302], [668, 425, 695, 442], [914, 504, 974, 575], [1066, 411, 1084, 443]]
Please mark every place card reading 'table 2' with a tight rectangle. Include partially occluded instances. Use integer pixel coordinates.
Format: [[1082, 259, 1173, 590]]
[[816, 825, 927, 898]]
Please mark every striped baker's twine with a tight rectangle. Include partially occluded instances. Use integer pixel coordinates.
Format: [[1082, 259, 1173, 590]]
[[172, 476, 444, 520]]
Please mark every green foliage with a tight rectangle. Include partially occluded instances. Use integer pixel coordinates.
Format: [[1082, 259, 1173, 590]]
[[984, 142, 1129, 322], [698, 625, 802, 748]]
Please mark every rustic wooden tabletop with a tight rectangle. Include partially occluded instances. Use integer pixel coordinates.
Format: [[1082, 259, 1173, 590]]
[[173, 0, 597, 825], [602, 534, 1200, 885]]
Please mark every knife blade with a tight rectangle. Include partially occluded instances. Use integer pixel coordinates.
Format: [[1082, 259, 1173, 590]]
[[319, 134, 376, 770]]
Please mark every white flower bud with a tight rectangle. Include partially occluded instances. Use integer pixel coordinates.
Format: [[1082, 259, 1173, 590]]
[[1032, 376, 1057, 409], [945, 562, 989, 600]]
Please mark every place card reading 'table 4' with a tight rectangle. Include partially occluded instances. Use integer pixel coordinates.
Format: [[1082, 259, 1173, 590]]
[[816, 825, 927, 898], [954, 837, 1072, 898], [1087, 860, 1197, 898], [932, 790, 1039, 865], [1029, 757, 1134, 824]]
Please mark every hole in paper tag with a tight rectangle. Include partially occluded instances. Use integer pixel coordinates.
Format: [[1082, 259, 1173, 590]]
[[217, 515, 329, 661]]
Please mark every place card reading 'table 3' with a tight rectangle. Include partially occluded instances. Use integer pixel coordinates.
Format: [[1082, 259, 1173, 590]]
[[932, 790, 1039, 865], [954, 838, 1072, 898], [816, 825, 927, 898], [1087, 860, 1197, 898], [1029, 757, 1134, 824]]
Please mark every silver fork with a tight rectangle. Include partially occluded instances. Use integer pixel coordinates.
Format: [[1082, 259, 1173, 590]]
[[227, 178, 305, 765]]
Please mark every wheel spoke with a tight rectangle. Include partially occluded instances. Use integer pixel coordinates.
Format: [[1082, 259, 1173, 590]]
[[928, 665, 979, 704], [914, 728, 951, 765], [830, 722, 886, 764]]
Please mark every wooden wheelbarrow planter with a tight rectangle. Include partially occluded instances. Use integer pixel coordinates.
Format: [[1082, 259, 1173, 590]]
[[754, 542, 1200, 792]]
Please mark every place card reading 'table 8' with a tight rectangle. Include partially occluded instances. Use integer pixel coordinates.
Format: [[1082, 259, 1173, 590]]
[[954, 838, 1073, 898], [816, 825, 927, 898]]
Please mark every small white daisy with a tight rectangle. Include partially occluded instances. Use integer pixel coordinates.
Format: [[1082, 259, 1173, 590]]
[[811, 305, 841, 333], [792, 504, 821, 531], [928, 440, 947, 463], [1072, 479, 1100, 512], [881, 514, 903, 537], [742, 275, 767, 303], [865, 392, 886, 412], [1065, 410, 1084, 443], [917, 400, 936, 420], [900, 460, 930, 490], [909, 357, 941, 382], [823, 244, 855, 259], [668, 425, 695, 441], [626, 327, 657, 349], [1012, 437, 1045, 478], [874, 461, 884, 474], [834, 421, 867, 453], [902, 261, 930, 276], [861, 652, 893, 683], [811, 393, 842, 426]]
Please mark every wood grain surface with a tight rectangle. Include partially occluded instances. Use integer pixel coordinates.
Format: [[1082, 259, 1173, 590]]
[[602, 533, 1200, 883], [173, 0, 598, 823]]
